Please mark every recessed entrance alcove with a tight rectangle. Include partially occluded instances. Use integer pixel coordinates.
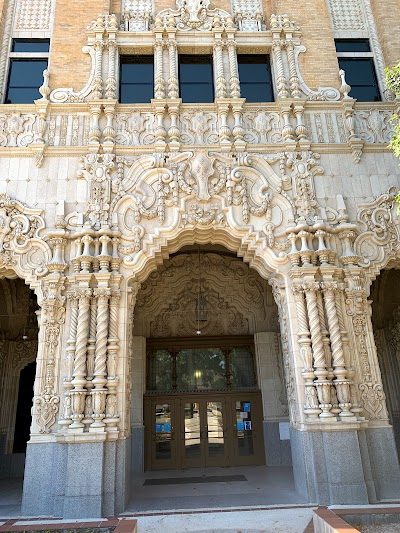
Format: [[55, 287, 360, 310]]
[[0, 277, 38, 516], [127, 244, 302, 511]]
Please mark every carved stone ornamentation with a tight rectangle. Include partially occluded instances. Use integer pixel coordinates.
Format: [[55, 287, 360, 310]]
[[0, 193, 50, 277], [0, 112, 36, 147], [35, 277, 66, 433], [355, 187, 400, 268], [354, 109, 395, 144], [77, 154, 116, 228]]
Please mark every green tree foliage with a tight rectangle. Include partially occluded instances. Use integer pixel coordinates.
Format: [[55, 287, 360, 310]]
[[386, 62, 400, 159]]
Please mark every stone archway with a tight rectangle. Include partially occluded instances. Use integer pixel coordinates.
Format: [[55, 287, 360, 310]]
[[0, 277, 39, 479], [371, 268, 400, 459], [128, 243, 292, 475]]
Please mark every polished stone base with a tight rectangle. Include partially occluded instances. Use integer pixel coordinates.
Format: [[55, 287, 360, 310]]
[[290, 426, 400, 505], [131, 425, 144, 473], [21, 439, 128, 518], [263, 421, 292, 466]]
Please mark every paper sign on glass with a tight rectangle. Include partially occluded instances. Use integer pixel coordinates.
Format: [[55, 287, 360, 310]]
[[240, 412, 248, 419], [244, 421, 252, 431], [237, 421, 244, 431], [156, 423, 163, 433], [243, 402, 251, 412], [164, 423, 171, 432]]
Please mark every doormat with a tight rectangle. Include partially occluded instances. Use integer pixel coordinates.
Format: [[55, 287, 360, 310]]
[[143, 475, 247, 485]]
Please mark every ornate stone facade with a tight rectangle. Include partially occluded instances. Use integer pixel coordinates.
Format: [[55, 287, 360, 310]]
[[0, 0, 399, 519]]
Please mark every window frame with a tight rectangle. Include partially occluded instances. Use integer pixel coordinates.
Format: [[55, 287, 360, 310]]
[[119, 54, 155, 104], [335, 39, 381, 102], [4, 39, 50, 104], [236, 54, 274, 103], [178, 54, 215, 104]]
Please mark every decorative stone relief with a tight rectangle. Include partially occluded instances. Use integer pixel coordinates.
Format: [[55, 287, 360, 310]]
[[327, 0, 365, 31], [0, 112, 36, 147], [0, 193, 50, 277], [35, 277, 65, 433], [134, 251, 276, 337], [231, 0, 265, 31], [242, 111, 282, 144], [121, 0, 154, 31], [179, 110, 219, 145], [115, 112, 156, 145], [77, 154, 115, 228], [345, 274, 386, 420], [157, 0, 232, 31], [270, 279, 298, 423], [15, 0, 52, 30], [354, 109, 396, 144], [355, 187, 400, 268]]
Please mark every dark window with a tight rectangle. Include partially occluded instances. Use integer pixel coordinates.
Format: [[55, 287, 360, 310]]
[[237, 55, 274, 102], [338, 58, 380, 101], [120, 55, 154, 103], [335, 39, 371, 52], [179, 55, 214, 103], [11, 38, 50, 52], [5, 59, 48, 104]]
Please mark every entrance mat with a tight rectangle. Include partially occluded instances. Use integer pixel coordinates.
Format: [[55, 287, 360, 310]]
[[144, 475, 247, 486]]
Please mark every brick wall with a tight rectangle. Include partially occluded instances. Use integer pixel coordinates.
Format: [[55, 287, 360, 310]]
[[371, 0, 400, 68], [49, 0, 111, 90]]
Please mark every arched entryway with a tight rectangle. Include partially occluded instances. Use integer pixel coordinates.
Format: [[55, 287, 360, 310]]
[[0, 278, 38, 482], [371, 268, 400, 459], [128, 244, 295, 499]]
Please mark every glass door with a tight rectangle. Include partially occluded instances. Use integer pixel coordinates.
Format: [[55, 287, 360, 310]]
[[230, 395, 264, 466], [181, 399, 228, 468], [146, 399, 179, 470]]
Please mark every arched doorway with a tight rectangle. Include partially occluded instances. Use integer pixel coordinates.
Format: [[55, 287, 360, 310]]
[[130, 244, 291, 474], [371, 268, 400, 459], [0, 278, 38, 480]]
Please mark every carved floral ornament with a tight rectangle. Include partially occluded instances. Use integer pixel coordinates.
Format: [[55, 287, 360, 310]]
[[0, 193, 51, 279]]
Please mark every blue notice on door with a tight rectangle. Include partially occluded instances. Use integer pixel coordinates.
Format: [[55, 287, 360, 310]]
[[244, 421, 252, 431], [243, 402, 251, 412], [164, 423, 171, 432], [237, 421, 244, 431], [156, 423, 163, 433]]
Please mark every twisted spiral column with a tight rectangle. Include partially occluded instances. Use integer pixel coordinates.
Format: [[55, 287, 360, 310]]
[[69, 289, 92, 429], [91, 288, 110, 429], [59, 293, 79, 430], [92, 39, 104, 99], [304, 282, 334, 418], [106, 40, 117, 99], [272, 40, 289, 98], [227, 40, 240, 98], [286, 39, 301, 98], [168, 40, 179, 98], [154, 40, 165, 99], [292, 285, 320, 420], [322, 283, 354, 418], [214, 39, 227, 98]]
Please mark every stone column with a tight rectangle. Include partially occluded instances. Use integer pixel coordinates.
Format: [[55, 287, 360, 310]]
[[272, 39, 289, 99], [292, 284, 320, 420], [322, 281, 355, 419], [69, 289, 91, 430], [154, 40, 165, 99], [214, 39, 227, 99], [227, 39, 240, 98], [303, 281, 333, 418], [91, 288, 110, 430], [168, 39, 179, 99]]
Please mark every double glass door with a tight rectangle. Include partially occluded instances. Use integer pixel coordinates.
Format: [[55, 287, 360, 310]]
[[144, 392, 264, 470]]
